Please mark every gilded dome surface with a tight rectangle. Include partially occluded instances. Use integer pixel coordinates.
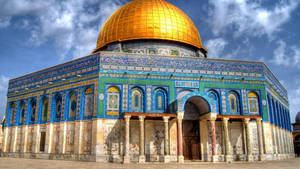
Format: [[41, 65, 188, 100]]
[[94, 0, 206, 53]]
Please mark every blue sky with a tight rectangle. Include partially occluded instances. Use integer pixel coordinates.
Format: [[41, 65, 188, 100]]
[[0, 0, 299, 122]]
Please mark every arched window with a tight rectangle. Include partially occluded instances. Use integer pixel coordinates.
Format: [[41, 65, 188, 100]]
[[248, 92, 259, 115], [208, 90, 220, 114], [42, 97, 48, 122], [154, 88, 167, 112], [227, 92, 239, 114], [55, 94, 62, 121], [106, 86, 120, 116], [131, 88, 143, 112], [30, 99, 36, 123], [10, 102, 16, 125], [69, 92, 77, 119], [20, 101, 26, 124], [84, 88, 94, 118]]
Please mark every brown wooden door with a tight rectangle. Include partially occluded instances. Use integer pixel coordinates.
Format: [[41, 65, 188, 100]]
[[183, 120, 200, 160], [40, 132, 46, 152]]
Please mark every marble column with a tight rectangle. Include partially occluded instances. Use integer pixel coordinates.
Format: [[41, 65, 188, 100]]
[[3, 127, 9, 152], [210, 118, 218, 162], [33, 125, 41, 153], [61, 122, 67, 154], [177, 117, 184, 163], [12, 126, 19, 152], [223, 118, 232, 162], [23, 125, 29, 153], [163, 116, 170, 163], [244, 118, 253, 162], [138, 116, 145, 163], [123, 115, 131, 164], [256, 118, 265, 161]]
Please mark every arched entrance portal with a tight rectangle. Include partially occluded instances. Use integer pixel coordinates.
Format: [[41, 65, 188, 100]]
[[183, 96, 210, 160]]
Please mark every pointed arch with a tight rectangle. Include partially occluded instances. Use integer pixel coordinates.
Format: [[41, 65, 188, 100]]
[[226, 90, 240, 115], [154, 88, 168, 112], [83, 87, 94, 118], [42, 97, 49, 122], [68, 91, 77, 120], [130, 87, 144, 112], [54, 94, 62, 121], [247, 91, 260, 115], [106, 86, 121, 116], [29, 98, 37, 123]]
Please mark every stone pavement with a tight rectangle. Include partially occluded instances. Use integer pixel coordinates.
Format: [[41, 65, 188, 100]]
[[0, 157, 299, 169]]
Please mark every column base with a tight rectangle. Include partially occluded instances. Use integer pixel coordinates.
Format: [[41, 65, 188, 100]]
[[259, 154, 265, 161], [212, 155, 219, 163], [164, 155, 170, 163], [247, 155, 254, 162], [178, 155, 184, 163], [138, 155, 145, 163], [225, 155, 233, 163], [123, 155, 130, 164]]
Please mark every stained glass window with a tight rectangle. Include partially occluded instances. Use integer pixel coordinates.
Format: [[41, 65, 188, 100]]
[[55, 94, 62, 121], [154, 89, 167, 111], [42, 98, 48, 121], [131, 88, 143, 111], [20, 101, 26, 124], [69, 93, 77, 119], [106, 86, 120, 116], [84, 88, 94, 118], [228, 93, 238, 113], [248, 92, 259, 114], [30, 100, 36, 123], [10, 102, 16, 125]]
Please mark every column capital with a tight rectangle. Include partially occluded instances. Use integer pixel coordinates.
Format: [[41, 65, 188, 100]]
[[256, 117, 262, 122], [124, 115, 131, 121], [163, 116, 170, 122], [243, 118, 250, 123], [222, 117, 229, 122], [139, 115, 145, 121], [209, 118, 217, 122]]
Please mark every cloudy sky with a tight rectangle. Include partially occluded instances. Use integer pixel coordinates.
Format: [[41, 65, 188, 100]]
[[0, 0, 299, 122]]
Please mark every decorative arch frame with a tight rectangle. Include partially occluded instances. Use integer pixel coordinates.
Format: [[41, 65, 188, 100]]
[[129, 86, 145, 112], [66, 90, 78, 120], [176, 92, 217, 117], [246, 90, 261, 115], [53, 93, 62, 122], [153, 87, 168, 113], [9, 101, 17, 125], [82, 86, 95, 119], [28, 98, 37, 124], [105, 85, 122, 117], [38, 95, 49, 123], [19, 100, 26, 125], [226, 90, 241, 115]]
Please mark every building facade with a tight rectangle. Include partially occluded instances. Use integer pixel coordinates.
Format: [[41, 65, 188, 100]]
[[1, 0, 294, 163], [292, 111, 300, 156]]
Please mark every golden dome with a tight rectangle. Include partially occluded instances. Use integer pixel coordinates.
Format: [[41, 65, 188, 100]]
[[93, 0, 206, 53]]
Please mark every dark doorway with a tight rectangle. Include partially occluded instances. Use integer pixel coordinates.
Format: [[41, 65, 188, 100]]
[[182, 96, 210, 161], [183, 120, 200, 160], [40, 132, 46, 152]]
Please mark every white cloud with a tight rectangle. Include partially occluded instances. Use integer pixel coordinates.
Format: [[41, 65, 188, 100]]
[[273, 40, 300, 68], [0, 0, 122, 59], [205, 38, 228, 58], [0, 16, 11, 28], [208, 0, 299, 38], [0, 75, 9, 120]]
